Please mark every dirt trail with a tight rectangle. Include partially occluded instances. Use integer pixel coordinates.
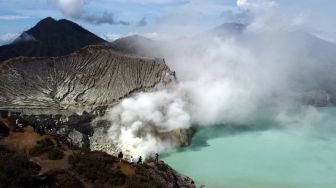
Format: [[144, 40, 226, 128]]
[[32, 149, 73, 174], [117, 162, 136, 176], [0, 118, 139, 188], [0, 126, 51, 153], [0, 118, 72, 173]]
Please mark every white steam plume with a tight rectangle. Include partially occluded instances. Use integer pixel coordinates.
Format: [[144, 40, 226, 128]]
[[90, 0, 336, 158], [91, 88, 191, 158]]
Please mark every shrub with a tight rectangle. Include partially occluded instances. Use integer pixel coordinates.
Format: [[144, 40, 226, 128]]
[[47, 148, 64, 160], [29, 138, 54, 156], [0, 146, 42, 187], [45, 170, 85, 188]]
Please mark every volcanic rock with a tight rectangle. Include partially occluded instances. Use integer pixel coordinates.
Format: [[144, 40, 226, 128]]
[[0, 45, 174, 113], [0, 17, 106, 62]]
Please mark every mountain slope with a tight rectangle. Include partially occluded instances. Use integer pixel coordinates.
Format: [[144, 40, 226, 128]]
[[0, 45, 174, 113], [111, 35, 160, 57], [0, 17, 106, 62], [110, 23, 247, 57], [111, 24, 336, 106]]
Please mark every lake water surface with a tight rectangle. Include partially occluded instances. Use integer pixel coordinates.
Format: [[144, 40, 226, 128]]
[[163, 106, 336, 188]]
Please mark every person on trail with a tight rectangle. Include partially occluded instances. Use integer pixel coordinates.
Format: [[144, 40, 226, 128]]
[[155, 153, 159, 163], [129, 156, 135, 165], [137, 156, 142, 164], [36, 124, 44, 135], [118, 151, 123, 162], [15, 119, 23, 132]]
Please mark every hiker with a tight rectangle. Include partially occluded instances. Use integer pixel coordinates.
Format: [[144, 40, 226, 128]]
[[15, 118, 19, 127], [155, 153, 159, 163], [36, 124, 44, 135], [118, 151, 123, 162], [137, 156, 142, 164], [15, 119, 23, 132], [129, 156, 135, 164]]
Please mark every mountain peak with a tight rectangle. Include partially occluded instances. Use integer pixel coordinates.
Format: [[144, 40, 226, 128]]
[[212, 22, 246, 34], [38, 17, 57, 24], [26, 17, 89, 41], [0, 17, 106, 62]]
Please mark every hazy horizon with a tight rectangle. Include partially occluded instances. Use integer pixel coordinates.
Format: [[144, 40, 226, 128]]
[[1, 0, 336, 44]]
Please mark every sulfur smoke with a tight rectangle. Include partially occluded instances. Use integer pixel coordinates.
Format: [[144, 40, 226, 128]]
[[90, 0, 336, 158], [102, 88, 191, 158]]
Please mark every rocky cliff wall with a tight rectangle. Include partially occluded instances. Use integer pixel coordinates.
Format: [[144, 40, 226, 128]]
[[0, 45, 174, 114]]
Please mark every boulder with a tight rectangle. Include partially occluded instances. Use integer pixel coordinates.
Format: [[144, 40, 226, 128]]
[[68, 129, 89, 148]]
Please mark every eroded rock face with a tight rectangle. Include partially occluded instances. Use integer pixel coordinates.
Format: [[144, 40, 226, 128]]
[[0, 45, 174, 113], [0, 45, 194, 151], [68, 129, 89, 148], [144, 161, 196, 188], [89, 122, 195, 159], [0, 43, 195, 157]]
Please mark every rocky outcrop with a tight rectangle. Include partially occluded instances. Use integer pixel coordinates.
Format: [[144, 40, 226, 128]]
[[67, 129, 90, 148], [144, 161, 196, 188], [67, 151, 196, 188], [88, 119, 195, 158], [0, 45, 174, 113], [0, 135, 196, 188], [171, 128, 195, 147]]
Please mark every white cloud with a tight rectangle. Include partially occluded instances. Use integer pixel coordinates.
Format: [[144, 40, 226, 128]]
[[0, 33, 19, 44], [107, 0, 183, 5], [102, 33, 123, 41], [154, 0, 229, 38], [102, 32, 159, 41], [50, 0, 129, 25], [50, 0, 87, 17], [0, 15, 32, 20], [233, 0, 310, 32], [237, 0, 277, 9]]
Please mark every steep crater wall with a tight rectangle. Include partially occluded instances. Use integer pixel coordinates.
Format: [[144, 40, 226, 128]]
[[0, 45, 174, 113], [0, 45, 189, 150]]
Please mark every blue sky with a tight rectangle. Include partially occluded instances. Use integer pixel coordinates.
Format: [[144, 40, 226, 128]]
[[0, 0, 336, 44]]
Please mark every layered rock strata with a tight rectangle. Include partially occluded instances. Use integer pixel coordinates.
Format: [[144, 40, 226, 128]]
[[0, 45, 174, 113]]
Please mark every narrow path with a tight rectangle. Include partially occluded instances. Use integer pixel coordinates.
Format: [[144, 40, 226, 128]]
[[0, 126, 48, 153]]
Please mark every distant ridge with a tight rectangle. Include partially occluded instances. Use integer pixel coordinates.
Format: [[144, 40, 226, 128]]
[[111, 35, 158, 56], [0, 17, 106, 62], [110, 23, 247, 57]]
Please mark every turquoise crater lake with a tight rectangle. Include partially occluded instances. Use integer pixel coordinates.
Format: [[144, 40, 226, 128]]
[[163, 106, 336, 188]]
